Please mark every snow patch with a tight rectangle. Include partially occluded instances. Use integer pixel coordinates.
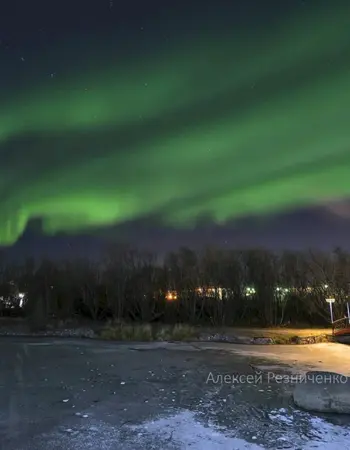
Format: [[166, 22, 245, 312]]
[[129, 410, 264, 449], [23, 407, 350, 449], [269, 408, 350, 449], [304, 415, 350, 449]]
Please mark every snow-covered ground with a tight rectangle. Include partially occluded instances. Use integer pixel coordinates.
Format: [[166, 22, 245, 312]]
[[26, 406, 350, 449]]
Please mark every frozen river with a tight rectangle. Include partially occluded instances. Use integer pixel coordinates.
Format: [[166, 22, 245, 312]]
[[0, 338, 350, 449]]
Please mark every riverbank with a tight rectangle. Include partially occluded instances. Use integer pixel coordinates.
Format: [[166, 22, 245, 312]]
[[0, 318, 334, 345]]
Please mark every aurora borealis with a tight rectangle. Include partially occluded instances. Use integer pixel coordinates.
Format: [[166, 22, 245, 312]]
[[1, 0, 350, 247]]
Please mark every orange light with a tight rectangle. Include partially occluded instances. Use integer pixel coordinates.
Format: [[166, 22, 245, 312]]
[[166, 291, 177, 301]]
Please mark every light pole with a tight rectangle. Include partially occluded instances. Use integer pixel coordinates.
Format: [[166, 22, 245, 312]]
[[325, 298, 335, 324]]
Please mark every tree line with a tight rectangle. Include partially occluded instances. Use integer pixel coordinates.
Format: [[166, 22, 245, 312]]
[[1, 245, 349, 328]]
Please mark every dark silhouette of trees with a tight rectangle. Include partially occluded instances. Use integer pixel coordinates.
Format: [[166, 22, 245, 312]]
[[1, 246, 350, 327]]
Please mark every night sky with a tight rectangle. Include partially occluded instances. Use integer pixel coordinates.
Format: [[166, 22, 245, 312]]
[[1, 0, 350, 259]]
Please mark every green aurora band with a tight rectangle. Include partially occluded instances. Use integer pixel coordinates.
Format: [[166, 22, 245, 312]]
[[1, 3, 350, 245]]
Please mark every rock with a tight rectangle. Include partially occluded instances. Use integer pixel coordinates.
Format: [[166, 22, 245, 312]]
[[293, 371, 350, 414], [0, 326, 95, 338], [335, 335, 350, 345], [294, 335, 333, 345], [252, 337, 274, 345], [198, 333, 241, 343]]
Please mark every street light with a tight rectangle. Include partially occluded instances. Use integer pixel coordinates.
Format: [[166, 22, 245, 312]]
[[245, 287, 256, 297], [325, 298, 335, 323]]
